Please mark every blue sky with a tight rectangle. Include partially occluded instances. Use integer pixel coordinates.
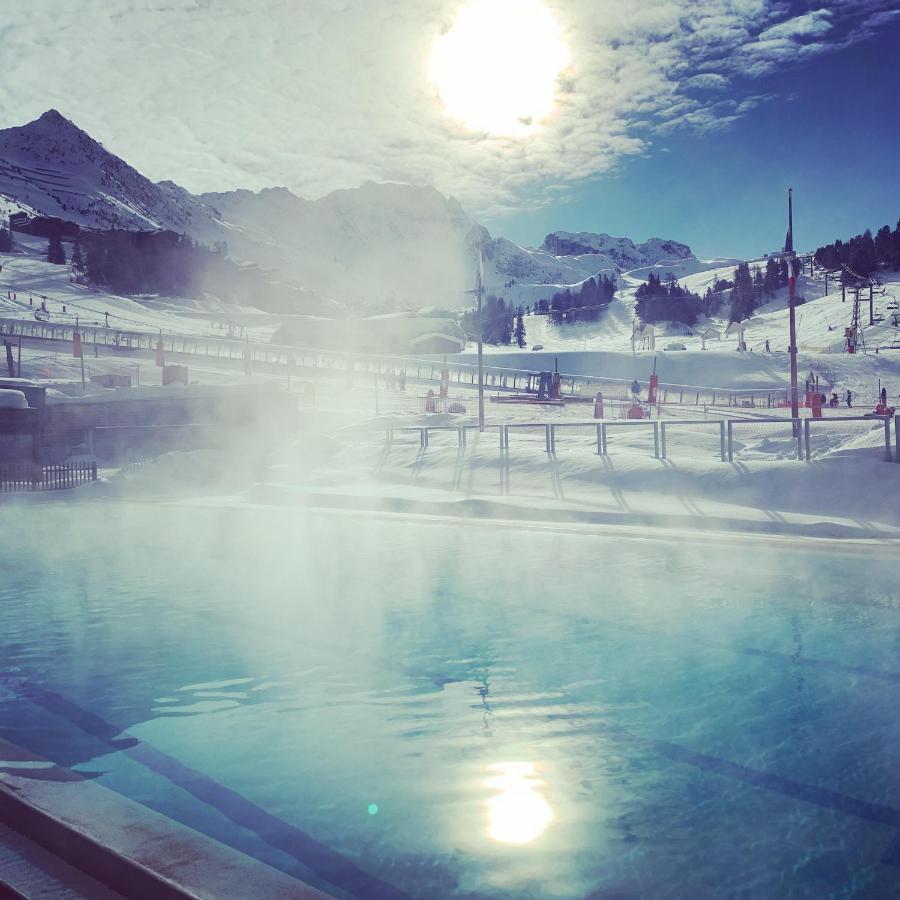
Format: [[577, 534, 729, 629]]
[[485, 14, 900, 259]]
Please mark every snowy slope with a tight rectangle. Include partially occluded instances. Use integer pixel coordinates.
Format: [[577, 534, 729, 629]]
[[0, 234, 274, 338], [480, 260, 900, 402], [0, 110, 222, 239]]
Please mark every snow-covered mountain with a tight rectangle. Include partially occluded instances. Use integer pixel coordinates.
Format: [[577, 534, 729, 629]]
[[0, 109, 221, 239], [201, 181, 481, 310], [541, 232, 691, 266], [0, 110, 696, 311], [479, 231, 696, 307]]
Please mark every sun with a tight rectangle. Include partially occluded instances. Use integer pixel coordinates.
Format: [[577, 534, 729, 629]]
[[429, 0, 569, 137]]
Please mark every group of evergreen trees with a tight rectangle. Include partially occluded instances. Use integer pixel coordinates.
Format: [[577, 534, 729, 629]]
[[814, 221, 900, 274], [0, 227, 13, 252], [74, 230, 232, 296], [535, 274, 617, 324], [461, 295, 523, 345], [47, 234, 67, 264], [727, 258, 791, 322], [634, 273, 704, 326]]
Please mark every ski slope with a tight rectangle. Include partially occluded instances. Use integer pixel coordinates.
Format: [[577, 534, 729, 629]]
[[479, 256, 900, 402], [0, 235, 276, 340]]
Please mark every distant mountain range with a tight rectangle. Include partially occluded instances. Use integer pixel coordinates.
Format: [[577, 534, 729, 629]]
[[0, 110, 695, 311]]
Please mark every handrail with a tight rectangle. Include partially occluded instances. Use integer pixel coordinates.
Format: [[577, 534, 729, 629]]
[[378, 415, 893, 464]]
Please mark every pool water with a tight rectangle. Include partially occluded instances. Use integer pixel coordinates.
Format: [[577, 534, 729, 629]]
[[1, 500, 899, 898]]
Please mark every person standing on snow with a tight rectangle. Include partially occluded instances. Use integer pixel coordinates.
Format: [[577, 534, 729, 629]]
[[845, 390, 853, 408], [630, 379, 640, 400]]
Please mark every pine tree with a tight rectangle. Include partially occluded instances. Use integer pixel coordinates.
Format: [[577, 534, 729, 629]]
[[762, 258, 778, 294], [729, 262, 758, 322], [71, 237, 84, 273], [514, 311, 526, 348], [875, 225, 892, 267], [850, 229, 877, 274], [752, 265, 764, 304], [47, 234, 66, 265], [0, 226, 12, 252]]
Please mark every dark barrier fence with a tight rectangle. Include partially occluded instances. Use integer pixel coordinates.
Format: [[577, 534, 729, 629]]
[[0, 462, 97, 492]]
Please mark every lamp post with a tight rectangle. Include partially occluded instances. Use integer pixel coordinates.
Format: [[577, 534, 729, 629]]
[[466, 239, 486, 431], [783, 187, 799, 430]]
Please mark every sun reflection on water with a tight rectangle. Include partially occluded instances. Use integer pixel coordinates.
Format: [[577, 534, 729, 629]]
[[485, 761, 554, 844]]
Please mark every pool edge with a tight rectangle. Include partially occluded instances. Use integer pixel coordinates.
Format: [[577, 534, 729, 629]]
[[0, 737, 332, 900]]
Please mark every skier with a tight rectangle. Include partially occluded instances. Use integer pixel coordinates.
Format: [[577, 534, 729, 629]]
[[881, 387, 887, 407], [845, 390, 852, 408], [829, 393, 838, 409], [630, 379, 641, 400], [764, 339, 770, 352]]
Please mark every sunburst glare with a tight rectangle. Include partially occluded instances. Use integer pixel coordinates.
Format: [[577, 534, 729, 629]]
[[429, 0, 569, 137]]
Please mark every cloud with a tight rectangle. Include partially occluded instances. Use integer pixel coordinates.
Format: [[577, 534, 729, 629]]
[[756, 9, 833, 41], [0, 0, 896, 218], [682, 74, 731, 91]]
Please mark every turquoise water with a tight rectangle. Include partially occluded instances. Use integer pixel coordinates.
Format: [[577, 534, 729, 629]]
[[1, 500, 899, 898]]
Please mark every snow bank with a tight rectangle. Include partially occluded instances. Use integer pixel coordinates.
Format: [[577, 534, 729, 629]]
[[0, 388, 27, 409]]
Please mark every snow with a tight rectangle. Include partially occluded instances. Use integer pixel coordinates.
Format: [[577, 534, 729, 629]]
[[0, 388, 27, 409], [0, 234, 281, 341], [476, 261, 900, 404]]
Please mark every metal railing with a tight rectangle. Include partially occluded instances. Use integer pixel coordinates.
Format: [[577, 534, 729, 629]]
[[380, 415, 894, 463]]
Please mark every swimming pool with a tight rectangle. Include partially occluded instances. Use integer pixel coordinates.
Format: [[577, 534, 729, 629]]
[[1, 500, 899, 898]]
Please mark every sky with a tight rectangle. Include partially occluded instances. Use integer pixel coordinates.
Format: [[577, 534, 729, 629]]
[[1, 0, 898, 259]]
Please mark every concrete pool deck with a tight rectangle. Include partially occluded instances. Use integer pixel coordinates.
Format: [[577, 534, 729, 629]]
[[0, 738, 331, 899]]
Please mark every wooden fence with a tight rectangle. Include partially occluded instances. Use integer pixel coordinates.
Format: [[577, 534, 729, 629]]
[[0, 462, 97, 492]]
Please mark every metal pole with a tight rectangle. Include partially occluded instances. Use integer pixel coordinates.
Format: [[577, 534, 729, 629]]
[[477, 245, 485, 432], [374, 365, 380, 415], [788, 281, 799, 428]]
